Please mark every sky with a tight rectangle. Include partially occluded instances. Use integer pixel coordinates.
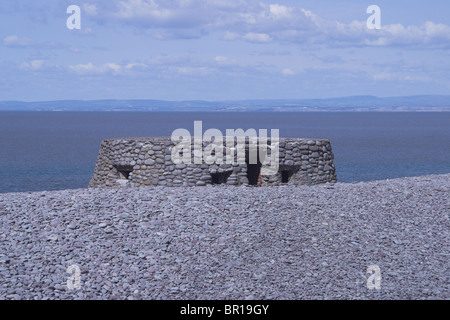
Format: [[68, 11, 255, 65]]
[[0, 0, 449, 101]]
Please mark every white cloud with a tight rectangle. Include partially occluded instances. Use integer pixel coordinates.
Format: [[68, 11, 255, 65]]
[[69, 62, 121, 75], [282, 68, 295, 76], [3, 35, 72, 50], [243, 32, 272, 43], [83, 4, 98, 16], [3, 35, 32, 47], [372, 72, 432, 82], [223, 31, 240, 41], [69, 62, 100, 74], [372, 72, 397, 81], [215, 56, 228, 62], [68, 62, 148, 75], [111, 0, 212, 29], [79, 28, 95, 35], [125, 62, 148, 70], [269, 4, 292, 20], [20, 60, 56, 71], [84, 0, 450, 49], [369, 21, 450, 48], [174, 66, 211, 76]]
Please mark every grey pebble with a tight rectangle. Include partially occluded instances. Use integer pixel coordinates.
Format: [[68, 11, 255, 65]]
[[0, 173, 448, 300]]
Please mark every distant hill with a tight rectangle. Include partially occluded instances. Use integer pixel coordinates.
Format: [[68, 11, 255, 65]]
[[1, 95, 450, 111]]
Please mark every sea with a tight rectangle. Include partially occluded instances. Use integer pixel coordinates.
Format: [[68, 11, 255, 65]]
[[0, 112, 449, 193]]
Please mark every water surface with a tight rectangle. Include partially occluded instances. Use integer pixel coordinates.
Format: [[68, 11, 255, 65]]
[[0, 112, 449, 193]]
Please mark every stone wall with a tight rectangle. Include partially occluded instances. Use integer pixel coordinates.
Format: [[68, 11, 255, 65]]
[[89, 137, 337, 188]]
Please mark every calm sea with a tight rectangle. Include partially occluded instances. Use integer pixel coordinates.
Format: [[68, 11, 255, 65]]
[[0, 112, 449, 193]]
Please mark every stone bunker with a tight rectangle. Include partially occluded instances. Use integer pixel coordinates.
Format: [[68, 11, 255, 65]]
[[89, 137, 337, 188]]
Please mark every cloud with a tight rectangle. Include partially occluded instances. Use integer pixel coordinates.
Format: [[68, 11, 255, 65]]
[[363, 22, 450, 48], [81, 0, 450, 49], [83, 4, 98, 16], [372, 72, 432, 83], [68, 62, 148, 75], [152, 28, 207, 40], [269, 4, 291, 19], [214, 56, 228, 62], [3, 35, 32, 47], [243, 32, 272, 43], [173, 66, 212, 76], [3, 35, 73, 50], [79, 28, 95, 35], [86, 1, 316, 37], [19, 60, 57, 71], [111, 0, 213, 29], [282, 68, 295, 76], [223, 31, 240, 41], [44, 53, 275, 80]]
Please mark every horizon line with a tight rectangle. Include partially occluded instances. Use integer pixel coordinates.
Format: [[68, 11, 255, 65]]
[[2, 94, 450, 104]]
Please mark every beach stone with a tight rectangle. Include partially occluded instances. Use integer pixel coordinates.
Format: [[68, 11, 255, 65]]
[[0, 174, 447, 300], [285, 160, 294, 166]]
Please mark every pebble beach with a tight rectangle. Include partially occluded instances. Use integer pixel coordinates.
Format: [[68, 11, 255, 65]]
[[0, 174, 448, 300]]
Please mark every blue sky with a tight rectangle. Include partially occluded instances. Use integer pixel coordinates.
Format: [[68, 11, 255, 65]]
[[1, 0, 449, 101]]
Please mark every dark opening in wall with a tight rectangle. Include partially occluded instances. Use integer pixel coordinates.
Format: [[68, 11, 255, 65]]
[[114, 165, 133, 180], [279, 166, 300, 184], [246, 147, 263, 186], [211, 171, 232, 185], [247, 164, 261, 185]]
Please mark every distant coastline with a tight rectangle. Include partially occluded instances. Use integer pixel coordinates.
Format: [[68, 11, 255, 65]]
[[1, 95, 450, 112]]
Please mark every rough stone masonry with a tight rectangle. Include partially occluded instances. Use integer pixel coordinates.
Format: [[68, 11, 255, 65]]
[[89, 137, 337, 188]]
